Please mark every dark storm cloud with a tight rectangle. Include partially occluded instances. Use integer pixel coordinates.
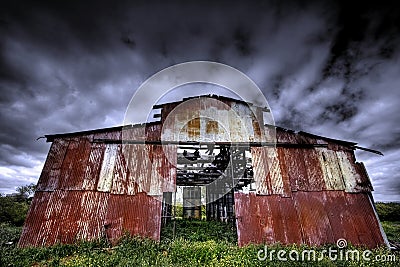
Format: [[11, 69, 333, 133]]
[[0, 0, 399, 201]]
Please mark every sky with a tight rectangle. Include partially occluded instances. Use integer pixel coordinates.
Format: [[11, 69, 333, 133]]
[[0, 0, 399, 202]]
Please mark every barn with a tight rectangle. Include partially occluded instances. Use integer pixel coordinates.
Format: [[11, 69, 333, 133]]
[[19, 95, 388, 248]]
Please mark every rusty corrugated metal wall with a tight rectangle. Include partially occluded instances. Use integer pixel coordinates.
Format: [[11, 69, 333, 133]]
[[234, 128, 386, 248], [235, 191, 384, 248], [19, 125, 175, 247]]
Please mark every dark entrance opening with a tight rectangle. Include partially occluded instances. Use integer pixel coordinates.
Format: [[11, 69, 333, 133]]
[[161, 143, 254, 229]]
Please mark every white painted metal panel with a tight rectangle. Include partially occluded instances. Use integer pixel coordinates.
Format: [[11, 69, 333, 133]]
[[97, 144, 118, 192], [317, 149, 345, 190], [336, 151, 361, 192]]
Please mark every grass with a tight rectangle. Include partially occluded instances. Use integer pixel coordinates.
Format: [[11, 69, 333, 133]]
[[1, 219, 399, 267], [381, 221, 400, 243], [160, 219, 237, 243], [375, 202, 400, 222], [1, 202, 399, 266]]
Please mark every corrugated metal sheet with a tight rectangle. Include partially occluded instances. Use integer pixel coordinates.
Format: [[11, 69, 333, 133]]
[[60, 138, 92, 190], [251, 147, 290, 196], [302, 148, 326, 191], [316, 149, 345, 190], [82, 143, 105, 190], [94, 129, 121, 141], [281, 147, 309, 191], [124, 144, 151, 194], [235, 193, 302, 246], [21, 125, 172, 246], [97, 144, 118, 192], [336, 150, 372, 192], [111, 144, 129, 195], [105, 193, 162, 242], [36, 138, 69, 191], [276, 148, 292, 197], [235, 191, 385, 248], [19, 191, 162, 247]]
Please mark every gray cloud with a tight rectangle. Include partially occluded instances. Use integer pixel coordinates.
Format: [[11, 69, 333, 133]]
[[0, 0, 399, 201]]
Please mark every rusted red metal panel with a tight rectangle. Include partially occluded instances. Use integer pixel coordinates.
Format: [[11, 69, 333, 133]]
[[294, 191, 335, 246], [19, 191, 50, 246], [276, 147, 291, 197], [234, 192, 302, 247], [75, 191, 110, 241], [344, 193, 385, 248], [294, 191, 384, 247], [125, 143, 176, 195], [19, 190, 162, 247], [105, 193, 162, 243], [148, 144, 177, 193], [322, 191, 362, 244], [278, 196, 304, 244], [60, 137, 92, 190], [298, 132, 329, 145], [281, 148, 309, 191], [58, 139, 80, 190], [122, 124, 146, 142], [145, 123, 162, 141], [302, 149, 326, 191], [36, 138, 69, 191], [234, 191, 385, 248], [19, 190, 81, 246], [235, 192, 265, 245]]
